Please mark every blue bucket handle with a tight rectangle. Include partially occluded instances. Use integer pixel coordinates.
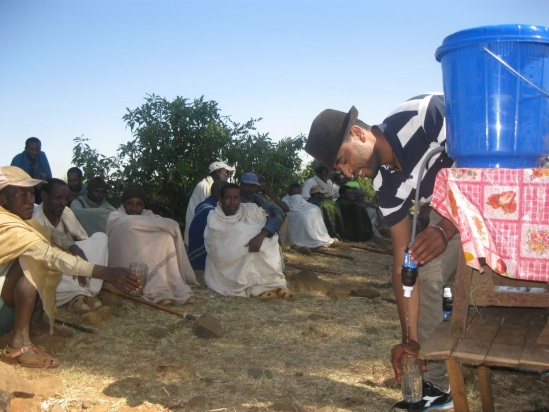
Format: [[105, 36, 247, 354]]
[[483, 47, 549, 98]]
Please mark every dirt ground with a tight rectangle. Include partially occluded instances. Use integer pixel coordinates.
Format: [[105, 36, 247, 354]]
[[1, 239, 549, 412]]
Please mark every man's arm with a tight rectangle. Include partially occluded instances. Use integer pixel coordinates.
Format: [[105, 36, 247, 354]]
[[261, 184, 290, 213], [39, 151, 53, 179], [10, 153, 23, 169], [24, 242, 140, 292], [408, 216, 458, 266], [301, 179, 313, 200], [245, 229, 270, 253], [389, 217, 423, 384]]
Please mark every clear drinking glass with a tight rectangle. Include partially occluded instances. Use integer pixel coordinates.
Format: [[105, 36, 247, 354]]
[[399, 353, 423, 403], [129, 262, 148, 295]]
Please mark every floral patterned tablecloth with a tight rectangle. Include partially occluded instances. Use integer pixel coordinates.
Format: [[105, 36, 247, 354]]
[[431, 168, 549, 281]]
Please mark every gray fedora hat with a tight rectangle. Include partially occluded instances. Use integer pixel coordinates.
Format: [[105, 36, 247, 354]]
[[305, 106, 358, 168]]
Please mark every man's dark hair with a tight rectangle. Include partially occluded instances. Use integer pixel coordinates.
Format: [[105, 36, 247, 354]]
[[25, 137, 41, 147], [41, 178, 67, 195], [220, 183, 240, 198], [67, 167, 83, 178], [288, 183, 301, 193]]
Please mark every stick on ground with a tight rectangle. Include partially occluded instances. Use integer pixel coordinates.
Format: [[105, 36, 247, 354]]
[[54, 318, 96, 334], [101, 285, 197, 320]]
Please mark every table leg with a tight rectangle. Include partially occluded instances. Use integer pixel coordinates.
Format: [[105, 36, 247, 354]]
[[477, 365, 494, 412], [451, 248, 472, 338], [446, 358, 469, 412]]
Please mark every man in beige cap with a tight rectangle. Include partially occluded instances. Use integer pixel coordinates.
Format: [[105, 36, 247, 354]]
[[0, 166, 140, 368], [184, 161, 235, 245]]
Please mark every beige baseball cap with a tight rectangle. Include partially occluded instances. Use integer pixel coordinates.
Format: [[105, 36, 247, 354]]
[[0, 166, 46, 191], [208, 161, 235, 173]]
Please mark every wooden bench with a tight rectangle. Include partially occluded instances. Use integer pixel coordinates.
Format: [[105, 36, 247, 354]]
[[419, 253, 549, 412]]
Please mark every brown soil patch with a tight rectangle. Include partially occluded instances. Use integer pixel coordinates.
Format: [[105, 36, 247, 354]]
[[1, 240, 548, 411]]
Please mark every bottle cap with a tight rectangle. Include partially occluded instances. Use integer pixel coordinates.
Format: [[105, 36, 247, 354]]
[[443, 287, 452, 298], [403, 285, 413, 298]]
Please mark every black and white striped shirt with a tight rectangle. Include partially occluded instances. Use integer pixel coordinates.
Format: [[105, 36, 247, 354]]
[[373, 93, 454, 227]]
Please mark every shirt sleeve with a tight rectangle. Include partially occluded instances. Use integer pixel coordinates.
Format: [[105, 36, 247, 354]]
[[301, 178, 314, 200], [10, 153, 23, 168], [39, 151, 53, 179], [23, 241, 95, 277]]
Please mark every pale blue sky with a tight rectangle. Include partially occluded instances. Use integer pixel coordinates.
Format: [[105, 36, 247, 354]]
[[1, 0, 548, 178]]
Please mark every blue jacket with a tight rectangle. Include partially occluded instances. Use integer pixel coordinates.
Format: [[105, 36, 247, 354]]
[[11, 151, 52, 179]]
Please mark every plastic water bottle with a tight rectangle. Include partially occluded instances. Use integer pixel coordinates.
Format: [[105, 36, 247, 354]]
[[402, 251, 418, 298], [399, 353, 423, 403], [443, 287, 453, 320]]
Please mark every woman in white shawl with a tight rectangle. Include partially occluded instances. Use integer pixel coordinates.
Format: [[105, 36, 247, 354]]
[[107, 184, 198, 305], [204, 183, 289, 298]]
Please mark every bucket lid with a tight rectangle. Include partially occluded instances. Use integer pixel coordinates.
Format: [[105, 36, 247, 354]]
[[435, 24, 549, 61]]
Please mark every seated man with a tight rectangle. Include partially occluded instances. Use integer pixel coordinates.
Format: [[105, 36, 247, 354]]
[[353, 188, 383, 238], [331, 173, 347, 201], [11, 137, 52, 204], [239, 172, 288, 239], [188, 180, 227, 270], [302, 165, 338, 201], [71, 176, 116, 235], [336, 185, 374, 242], [107, 183, 198, 306], [0, 166, 138, 368], [184, 161, 235, 245], [66, 166, 87, 206], [204, 183, 290, 298], [281, 183, 335, 249], [307, 185, 345, 240], [34, 178, 107, 312]]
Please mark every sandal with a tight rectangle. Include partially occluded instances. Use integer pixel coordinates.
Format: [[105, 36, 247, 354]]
[[256, 290, 277, 299], [158, 299, 174, 306], [68, 296, 90, 313], [1, 344, 60, 368], [186, 296, 198, 304], [275, 288, 294, 300]]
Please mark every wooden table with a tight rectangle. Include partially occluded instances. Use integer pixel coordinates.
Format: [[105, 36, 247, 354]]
[[419, 168, 549, 411], [419, 259, 549, 411]]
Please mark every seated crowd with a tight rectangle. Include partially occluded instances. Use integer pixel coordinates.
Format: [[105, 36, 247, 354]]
[[0, 155, 383, 369]]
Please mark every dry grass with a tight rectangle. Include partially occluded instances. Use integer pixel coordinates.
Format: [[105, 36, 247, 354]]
[[9, 241, 549, 411]]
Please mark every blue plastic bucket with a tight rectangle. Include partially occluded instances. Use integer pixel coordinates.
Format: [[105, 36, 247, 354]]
[[436, 24, 549, 168]]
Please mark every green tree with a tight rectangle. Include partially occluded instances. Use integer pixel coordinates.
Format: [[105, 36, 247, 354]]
[[226, 132, 306, 197], [72, 94, 306, 223]]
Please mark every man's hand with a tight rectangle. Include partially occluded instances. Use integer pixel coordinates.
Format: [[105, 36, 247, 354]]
[[93, 266, 140, 294], [391, 340, 421, 384], [409, 217, 457, 265], [245, 230, 269, 252]]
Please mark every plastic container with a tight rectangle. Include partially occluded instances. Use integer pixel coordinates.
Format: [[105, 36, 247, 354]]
[[443, 287, 453, 320], [435, 24, 549, 168], [399, 353, 423, 403]]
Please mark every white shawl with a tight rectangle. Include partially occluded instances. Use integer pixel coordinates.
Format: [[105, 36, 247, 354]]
[[107, 206, 198, 305], [302, 176, 337, 200], [33, 204, 107, 306], [281, 194, 334, 248], [204, 203, 286, 297]]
